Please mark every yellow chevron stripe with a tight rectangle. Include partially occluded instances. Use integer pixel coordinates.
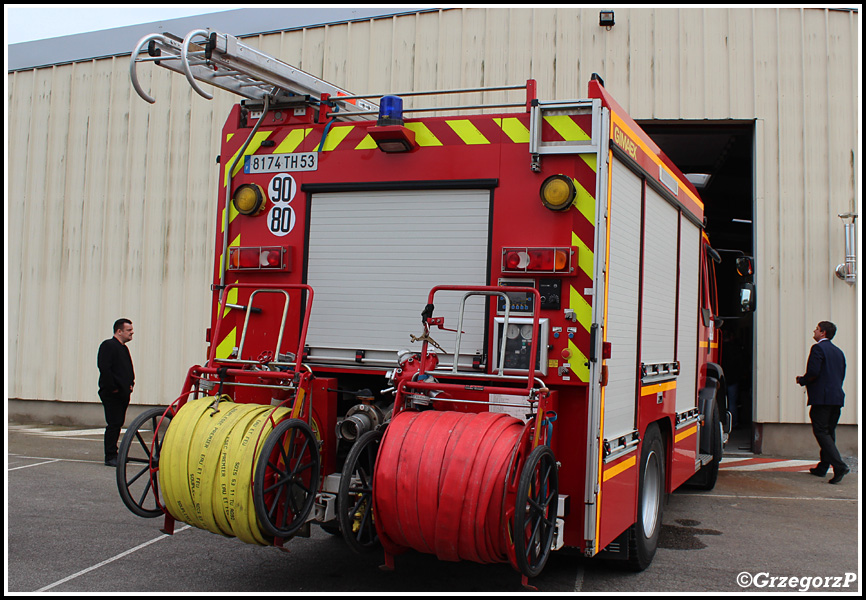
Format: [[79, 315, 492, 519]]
[[447, 119, 489, 145], [355, 135, 377, 150], [222, 285, 239, 318], [406, 122, 443, 146], [544, 115, 591, 142], [218, 233, 241, 276], [581, 152, 597, 173], [574, 178, 595, 224], [227, 131, 274, 182], [494, 117, 530, 143], [569, 285, 593, 334], [275, 128, 312, 153], [571, 232, 594, 278], [220, 183, 242, 232], [319, 125, 354, 151], [567, 339, 590, 382], [216, 327, 237, 360]]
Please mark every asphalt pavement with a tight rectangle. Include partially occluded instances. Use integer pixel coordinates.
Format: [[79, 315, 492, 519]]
[[6, 422, 861, 594]]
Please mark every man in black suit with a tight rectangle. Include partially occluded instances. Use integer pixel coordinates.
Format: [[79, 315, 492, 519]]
[[796, 321, 848, 484], [98, 319, 135, 467]]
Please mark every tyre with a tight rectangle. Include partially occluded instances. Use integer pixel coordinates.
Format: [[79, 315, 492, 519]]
[[691, 402, 722, 490], [252, 418, 320, 539], [626, 423, 665, 571], [116, 407, 174, 518], [337, 429, 383, 553], [513, 444, 559, 578]]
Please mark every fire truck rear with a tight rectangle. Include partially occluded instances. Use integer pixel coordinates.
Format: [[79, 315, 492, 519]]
[[118, 29, 755, 586]]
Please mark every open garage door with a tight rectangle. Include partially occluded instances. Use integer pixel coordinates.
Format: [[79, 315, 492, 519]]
[[639, 121, 756, 450]]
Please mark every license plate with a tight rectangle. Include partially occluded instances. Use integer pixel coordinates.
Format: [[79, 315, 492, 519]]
[[244, 152, 317, 174]]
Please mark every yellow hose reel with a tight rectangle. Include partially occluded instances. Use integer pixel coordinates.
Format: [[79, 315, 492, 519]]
[[159, 396, 321, 544]]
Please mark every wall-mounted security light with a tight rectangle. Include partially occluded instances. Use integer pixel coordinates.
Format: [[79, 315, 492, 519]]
[[599, 11, 615, 28]]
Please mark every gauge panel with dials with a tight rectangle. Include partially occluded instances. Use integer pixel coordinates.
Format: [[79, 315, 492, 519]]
[[492, 317, 549, 375]]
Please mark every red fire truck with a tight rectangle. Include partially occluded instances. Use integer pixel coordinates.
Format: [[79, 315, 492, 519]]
[[118, 29, 755, 586]]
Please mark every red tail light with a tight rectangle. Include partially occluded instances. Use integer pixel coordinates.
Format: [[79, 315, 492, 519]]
[[228, 246, 291, 271], [501, 247, 574, 274]]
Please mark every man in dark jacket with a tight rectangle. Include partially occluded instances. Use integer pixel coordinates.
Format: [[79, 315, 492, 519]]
[[796, 321, 848, 484], [98, 319, 135, 467]]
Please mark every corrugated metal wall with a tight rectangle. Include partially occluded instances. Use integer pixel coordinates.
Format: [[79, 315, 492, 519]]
[[7, 7, 859, 427]]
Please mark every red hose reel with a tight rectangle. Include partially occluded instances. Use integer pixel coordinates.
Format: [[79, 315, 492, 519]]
[[372, 408, 559, 580]]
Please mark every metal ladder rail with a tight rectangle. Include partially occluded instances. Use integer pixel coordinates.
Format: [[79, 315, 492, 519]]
[[528, 98, 601, 172], [131, 32, 260, 104], [130, 28, 377, 120], [206, 30, 378, 116]]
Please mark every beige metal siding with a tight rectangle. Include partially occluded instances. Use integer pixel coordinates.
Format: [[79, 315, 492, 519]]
[[7, 7, 858, 428]]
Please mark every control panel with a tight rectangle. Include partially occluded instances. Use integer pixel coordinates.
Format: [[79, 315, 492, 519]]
[[496, 279, 536, 314], [497, 278, 562, 313], [492, 317, 549, 375]]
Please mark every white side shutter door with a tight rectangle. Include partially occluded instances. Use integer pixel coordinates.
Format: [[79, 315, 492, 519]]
[[306, 189, 491, 366], [640, 185, 679, 365], [603, 160, 642, 439], [676, 219, 701, 415]]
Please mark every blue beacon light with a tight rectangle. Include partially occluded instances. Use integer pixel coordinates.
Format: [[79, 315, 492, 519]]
[[378, 95, 404, 126]]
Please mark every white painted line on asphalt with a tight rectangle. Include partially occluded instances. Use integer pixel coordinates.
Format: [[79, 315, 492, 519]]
[[7, 454, 108, 467], [721, 459, 814, 471], [678, 493, 856, 502], [36, 525, 192, 592], [8, 458, 62, 471]]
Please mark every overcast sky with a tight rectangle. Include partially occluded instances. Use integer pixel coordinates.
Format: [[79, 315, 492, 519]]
[[6, 5, 238, 44]]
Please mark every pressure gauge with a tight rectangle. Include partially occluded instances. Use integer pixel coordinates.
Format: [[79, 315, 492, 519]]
[[520, 324, 534, 340], [507, 324, 521, 339]]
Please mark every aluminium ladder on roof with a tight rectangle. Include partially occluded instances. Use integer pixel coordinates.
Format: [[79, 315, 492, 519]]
[[130, 27, 605, 169], [130, 28, 377, 120]]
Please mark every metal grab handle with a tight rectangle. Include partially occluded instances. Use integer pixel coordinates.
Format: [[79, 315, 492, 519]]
[[130, 33, 171, 104], [453, 291, 511, 376], [181, 29, 213, 100]]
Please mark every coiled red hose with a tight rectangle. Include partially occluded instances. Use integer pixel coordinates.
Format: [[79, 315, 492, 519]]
[[373, 410, 525, 565]]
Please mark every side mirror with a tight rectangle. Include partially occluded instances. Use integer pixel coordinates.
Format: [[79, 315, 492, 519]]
[[736, 256, 754, 278], [739, 283, 756, 312]]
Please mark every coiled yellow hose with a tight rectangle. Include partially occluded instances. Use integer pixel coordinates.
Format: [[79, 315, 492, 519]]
[[159, 397, 290, 545]]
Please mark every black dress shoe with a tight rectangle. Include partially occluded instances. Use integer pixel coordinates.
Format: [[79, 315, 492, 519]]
[[809, 467, 828, 477], [828, 466, 850, 484], [104, 457, 118, 467]]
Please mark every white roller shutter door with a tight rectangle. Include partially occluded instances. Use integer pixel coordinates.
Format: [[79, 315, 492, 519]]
[[676, 220, 701, 414], [640, 186, 679, 365], [305, 189, 491, 366], [603, 160, 642, 439]]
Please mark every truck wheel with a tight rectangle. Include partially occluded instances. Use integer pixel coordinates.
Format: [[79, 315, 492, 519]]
[[626, 423, 665, 571], [691, 402, 722, 490]]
